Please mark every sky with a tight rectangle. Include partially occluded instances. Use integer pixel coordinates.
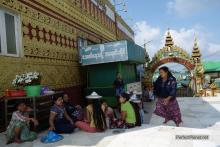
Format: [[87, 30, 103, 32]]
[[113, 0, 220, 65]]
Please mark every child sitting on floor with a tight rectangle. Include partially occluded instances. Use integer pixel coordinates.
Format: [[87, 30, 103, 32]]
[[63, 94, 83, 122], [6, 100, 38, 144], [49, 94, 75, 134], [100, 99, 115, 128]]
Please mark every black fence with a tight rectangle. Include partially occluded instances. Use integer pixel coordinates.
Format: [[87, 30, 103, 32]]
[[176, 87, 194, 97]]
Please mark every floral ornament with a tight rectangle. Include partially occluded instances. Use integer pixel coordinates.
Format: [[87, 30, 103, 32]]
[[12, 72, 41, 87]]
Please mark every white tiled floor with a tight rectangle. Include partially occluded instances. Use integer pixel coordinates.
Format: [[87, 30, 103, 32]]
[[1, 97, 220, 147]]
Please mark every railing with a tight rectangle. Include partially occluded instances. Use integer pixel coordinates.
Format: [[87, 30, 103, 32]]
[[177, 87, 194, 97]]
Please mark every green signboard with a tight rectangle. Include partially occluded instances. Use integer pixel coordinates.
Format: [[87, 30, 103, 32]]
[[80, 40, 145, 65], [80, 41, 128, 65]]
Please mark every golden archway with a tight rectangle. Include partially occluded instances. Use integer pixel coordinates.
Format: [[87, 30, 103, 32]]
[[144, 30, 204, 96]]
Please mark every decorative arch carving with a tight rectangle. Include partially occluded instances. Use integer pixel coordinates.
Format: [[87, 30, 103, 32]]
[[148, 45, 194, 72], [144, 44, 203, 96]]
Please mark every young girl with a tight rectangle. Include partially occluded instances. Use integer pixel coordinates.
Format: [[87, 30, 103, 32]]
[[75, 92, 107, 133], [63, 93, 83, 122], [116, 93, 137, 128], [100, 99, 115, 128], [49, 94, 75, 133], [6, 101, 38, 144]]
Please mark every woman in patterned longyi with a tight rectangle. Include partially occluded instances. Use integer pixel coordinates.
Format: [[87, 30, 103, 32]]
[[153, 66, 182, 127]]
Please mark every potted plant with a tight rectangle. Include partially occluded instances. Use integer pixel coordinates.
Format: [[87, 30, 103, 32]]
[[12, 72, 42, 97]]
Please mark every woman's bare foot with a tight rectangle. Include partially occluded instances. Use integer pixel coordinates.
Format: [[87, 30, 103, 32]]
[[163, 119, 169, 124], [14, 127, 22, 144], [175, 121, 183, 127]]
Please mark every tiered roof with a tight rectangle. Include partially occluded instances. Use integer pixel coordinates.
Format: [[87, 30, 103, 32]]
[[165, 28, 174, 47]]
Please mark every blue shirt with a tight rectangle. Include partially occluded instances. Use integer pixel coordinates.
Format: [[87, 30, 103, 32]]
[[50, 105, 65, 120], [154, 76, 177, 99]]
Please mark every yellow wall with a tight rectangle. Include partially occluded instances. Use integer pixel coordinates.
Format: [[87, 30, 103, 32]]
[[0, 0, 133, 95]]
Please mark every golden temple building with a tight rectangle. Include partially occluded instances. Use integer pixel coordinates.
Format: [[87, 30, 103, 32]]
[[0, 0, 134, 104]]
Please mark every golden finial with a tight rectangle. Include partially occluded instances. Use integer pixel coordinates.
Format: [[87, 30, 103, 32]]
[[194, 33, 198, 47], [167, 28, 170, 35], [194, 33, 197, 41], [193, 33, 199, 49]]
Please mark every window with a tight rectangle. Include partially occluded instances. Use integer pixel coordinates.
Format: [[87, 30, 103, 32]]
[[0, 8, 21, 57]]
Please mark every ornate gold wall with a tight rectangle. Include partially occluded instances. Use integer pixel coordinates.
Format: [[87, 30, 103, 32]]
[[0, 0, 133, 95]]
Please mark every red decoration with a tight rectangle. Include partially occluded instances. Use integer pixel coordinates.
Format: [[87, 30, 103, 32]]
[[5, 90, 26, 97], [151, 57, 195, 72]]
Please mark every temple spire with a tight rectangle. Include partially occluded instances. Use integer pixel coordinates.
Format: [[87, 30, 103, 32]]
[[192, 35, 201, 63], [194, 35, 199, 49], [165, 28, 174, 47]]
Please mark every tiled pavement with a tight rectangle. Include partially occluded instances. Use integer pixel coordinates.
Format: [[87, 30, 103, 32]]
[[1, 97, 220, 147]]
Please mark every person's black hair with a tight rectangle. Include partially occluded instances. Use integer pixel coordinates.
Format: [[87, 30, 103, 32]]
[[15, 99, 26, 109], [53, 93, 64, 102], [91, 99, 107, 131], [154, 66, 175, 97], [130, 101, 142, 127], [159, 66, 174, 78], [120, 92, 130, 101]]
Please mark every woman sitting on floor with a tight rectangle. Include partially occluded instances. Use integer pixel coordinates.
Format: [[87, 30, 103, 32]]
[[115, 92, 137, 129], [49, 94, 75, 134], [6, 101, 38, 144], [75, 92, 107, 133]]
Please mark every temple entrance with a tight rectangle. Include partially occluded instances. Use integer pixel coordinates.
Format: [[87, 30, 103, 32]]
[[152, 63, 194, 97], [144, 29, 205, 96]]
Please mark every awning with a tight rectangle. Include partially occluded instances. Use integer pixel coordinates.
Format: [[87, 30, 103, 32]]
[[79, 40, 146, 66], [203, 61, 220, 73]]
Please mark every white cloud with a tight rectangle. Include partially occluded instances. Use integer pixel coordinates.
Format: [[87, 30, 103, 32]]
[[133, 21, 161, 57], [205, 43, 220, 60], [167, 0, 220, 17], [208, 43, 220, 53], [134, 21, 160, 45], [163, 27, 207, 53], [133, 21, 220, 61]]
